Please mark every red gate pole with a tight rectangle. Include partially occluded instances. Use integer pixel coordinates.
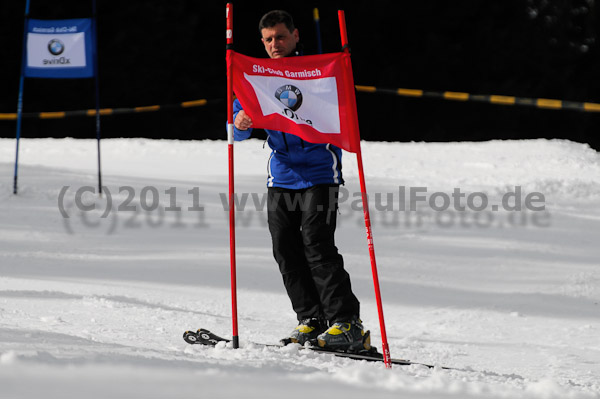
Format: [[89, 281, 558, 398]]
[[226, 2, 239, 349], [338, 10, 392, 369]]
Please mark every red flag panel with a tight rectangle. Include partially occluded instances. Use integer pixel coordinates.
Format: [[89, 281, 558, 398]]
[[229, 51, 361, 153]]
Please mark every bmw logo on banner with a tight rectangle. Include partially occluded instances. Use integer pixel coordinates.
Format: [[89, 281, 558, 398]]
[[25, 18, 94, 78], [47, 39, 65, 56], [275, 85, 303, 112]]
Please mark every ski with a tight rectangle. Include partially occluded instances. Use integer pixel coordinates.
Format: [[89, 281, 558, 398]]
[[183, 328, 448, 369]]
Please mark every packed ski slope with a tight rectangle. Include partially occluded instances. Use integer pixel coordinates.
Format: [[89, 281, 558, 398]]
[[0, 137, 599, 399]]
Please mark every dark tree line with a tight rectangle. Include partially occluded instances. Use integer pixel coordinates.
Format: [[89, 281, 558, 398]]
[[1, 0, 598, 150]]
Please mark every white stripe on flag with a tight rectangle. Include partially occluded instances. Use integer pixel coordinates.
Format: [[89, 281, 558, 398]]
[[244, 73, 341, 134], [27, 32, 87, 68]]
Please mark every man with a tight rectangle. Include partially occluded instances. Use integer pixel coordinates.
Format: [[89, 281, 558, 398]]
[[232, 10, 369, 352]]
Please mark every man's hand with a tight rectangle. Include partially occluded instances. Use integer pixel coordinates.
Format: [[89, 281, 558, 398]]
[[234, 110, 253, 131]]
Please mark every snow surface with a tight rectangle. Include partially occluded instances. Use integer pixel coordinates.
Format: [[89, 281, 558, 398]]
[[0, 137, 599, 399]]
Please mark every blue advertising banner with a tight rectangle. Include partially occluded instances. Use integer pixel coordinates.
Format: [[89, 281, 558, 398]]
[[25, 18, 94, 78]]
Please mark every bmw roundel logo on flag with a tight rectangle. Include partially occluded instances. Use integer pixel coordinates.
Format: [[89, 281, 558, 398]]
[[47, 39, 65, 56], [275, 85, 303, 112], [25, 18, 95, 78]]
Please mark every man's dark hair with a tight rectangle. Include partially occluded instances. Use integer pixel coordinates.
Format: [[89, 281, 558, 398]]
[[259, 10, 295, 33]]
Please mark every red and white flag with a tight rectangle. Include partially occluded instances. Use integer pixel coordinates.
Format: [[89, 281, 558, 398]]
[[229, 51, 361, 153]]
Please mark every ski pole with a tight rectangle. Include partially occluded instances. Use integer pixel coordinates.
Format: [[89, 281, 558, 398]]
[[226, 2, 239, 349], [338, 9, 392, 369]]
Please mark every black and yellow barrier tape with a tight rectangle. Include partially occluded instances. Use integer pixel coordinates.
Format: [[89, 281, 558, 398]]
[[354, 85, 600, 113], [2, 87, 599, 121], [0, 98, 214, 121]]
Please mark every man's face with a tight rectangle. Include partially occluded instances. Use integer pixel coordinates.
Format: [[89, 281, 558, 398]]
[[261, 23, 299, 59]]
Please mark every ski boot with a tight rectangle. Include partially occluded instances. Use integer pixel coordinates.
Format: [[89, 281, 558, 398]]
[[280, 317, 327, 346], [317, 318, 371, 353]]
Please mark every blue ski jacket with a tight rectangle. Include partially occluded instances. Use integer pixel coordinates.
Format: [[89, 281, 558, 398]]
[[232, 98, 344, 189]]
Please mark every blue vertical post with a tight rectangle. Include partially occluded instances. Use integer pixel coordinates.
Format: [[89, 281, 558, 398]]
[[92, 0, 103, 196], [13, 0, 31, 195], [313, 8, 323, 54]]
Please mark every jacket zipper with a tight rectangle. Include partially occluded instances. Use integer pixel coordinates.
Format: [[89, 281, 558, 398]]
[[282, 134, 289, 152]]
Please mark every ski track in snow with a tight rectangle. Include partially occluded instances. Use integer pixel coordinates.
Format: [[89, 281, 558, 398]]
[[0, 138, 599, 399]]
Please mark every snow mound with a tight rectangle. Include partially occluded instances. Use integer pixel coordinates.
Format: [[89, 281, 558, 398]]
[[0, 138, 599, 399]]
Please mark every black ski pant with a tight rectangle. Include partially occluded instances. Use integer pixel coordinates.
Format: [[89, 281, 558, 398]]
[[267, 184, 360, 323]]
